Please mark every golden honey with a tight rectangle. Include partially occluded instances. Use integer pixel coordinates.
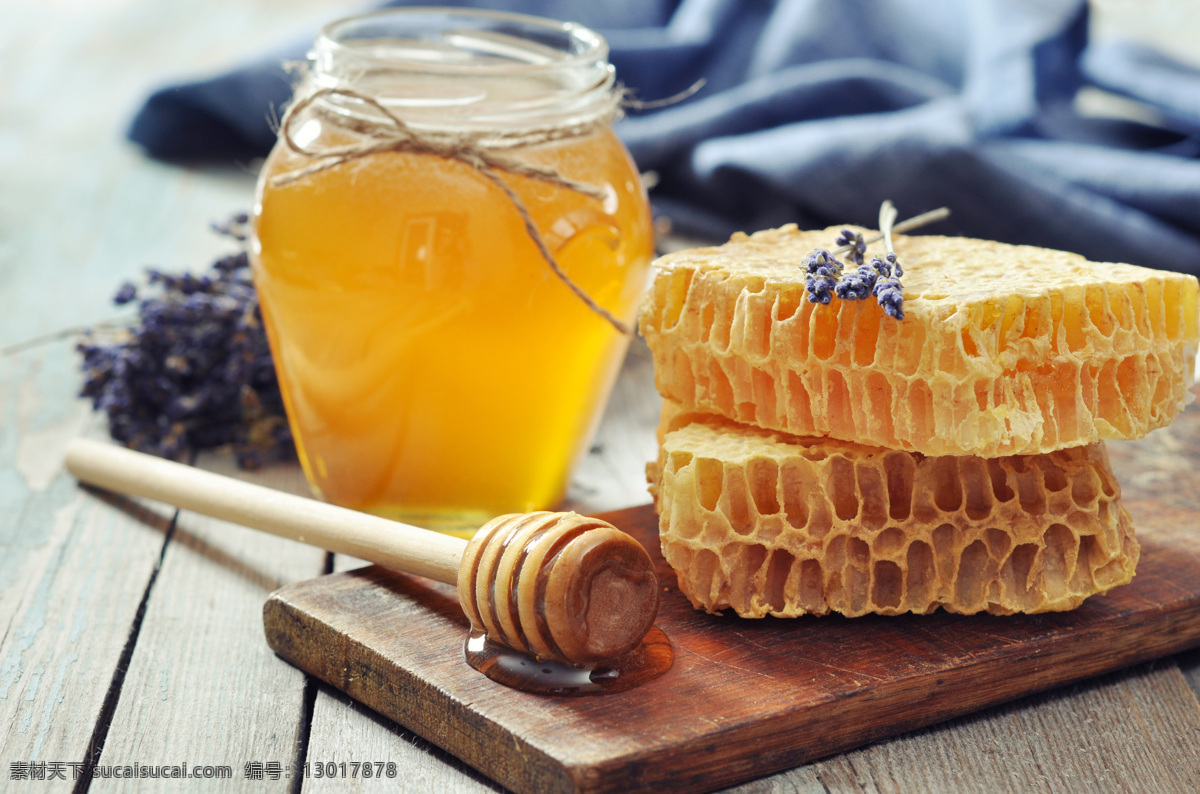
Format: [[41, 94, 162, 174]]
[[252, 10, 653, 532]]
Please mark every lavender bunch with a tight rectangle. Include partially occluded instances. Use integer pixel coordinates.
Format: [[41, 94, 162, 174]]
[[831, 228, 873, 300], [809, 202, 936, 320], [835, 249, 905, 316], [77, 213, 293, 469], [804, 249, 843, 304]]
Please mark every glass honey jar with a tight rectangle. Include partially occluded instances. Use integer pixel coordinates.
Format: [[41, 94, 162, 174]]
[[252, 8, 654, 534]]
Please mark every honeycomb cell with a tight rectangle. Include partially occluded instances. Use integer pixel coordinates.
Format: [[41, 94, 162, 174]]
[[696, 458, 723, 511], [905, 540, 936, 607], [829, 456, 858, 520], [765, 549, 795, 612], [725, 469, 754, 535], [857, 463, 889, 530], [748, 457, 780, 516], [797, 558, 825, 612], [885, 451, 916, 520], [869, 525, 900, 554], [873, 560, 904, 609]]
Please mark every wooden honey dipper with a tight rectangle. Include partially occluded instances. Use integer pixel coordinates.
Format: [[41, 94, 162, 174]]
[[64, 438, 660, 667]]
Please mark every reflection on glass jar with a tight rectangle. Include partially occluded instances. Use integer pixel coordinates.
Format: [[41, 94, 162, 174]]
[[252, 8, 654, 534]]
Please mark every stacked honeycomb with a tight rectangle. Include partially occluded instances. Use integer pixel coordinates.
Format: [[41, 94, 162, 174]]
[[641, 226, 1198, 617], [657, 414, 1137, 616]]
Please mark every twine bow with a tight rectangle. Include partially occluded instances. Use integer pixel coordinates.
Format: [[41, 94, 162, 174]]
[[270, 86, 629, 334]]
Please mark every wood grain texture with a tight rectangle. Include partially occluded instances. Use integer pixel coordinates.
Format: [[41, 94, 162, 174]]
[[293, 552, 505, 794], [301, 684, 504, 794], [0, 350, 170, 782], [757, 660, 1200, 794], [90, 455, 329, 793]]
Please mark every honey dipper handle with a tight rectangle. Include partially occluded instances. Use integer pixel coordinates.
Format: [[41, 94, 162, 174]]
[[64, 438, 466, 584]]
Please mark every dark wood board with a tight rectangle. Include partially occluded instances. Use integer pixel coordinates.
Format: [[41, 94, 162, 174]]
[[264, 475, 1200, 794]]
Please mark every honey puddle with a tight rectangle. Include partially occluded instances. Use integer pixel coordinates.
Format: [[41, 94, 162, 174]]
[[464, 627, 673, 695]]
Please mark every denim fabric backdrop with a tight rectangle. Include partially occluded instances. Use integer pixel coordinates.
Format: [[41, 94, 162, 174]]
[[128, 0, 1200, 275]]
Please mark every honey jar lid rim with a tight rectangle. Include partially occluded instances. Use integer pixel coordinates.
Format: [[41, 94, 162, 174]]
[[307, 7, 619, 131], [313, 6, 611, 77]]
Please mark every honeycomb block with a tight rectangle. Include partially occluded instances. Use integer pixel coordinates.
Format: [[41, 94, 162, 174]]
[[656, 417, 1139, 618], [639, 226, 1200, 457]]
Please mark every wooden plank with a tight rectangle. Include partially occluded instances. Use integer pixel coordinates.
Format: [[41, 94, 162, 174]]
[[90, 456, 326, 793], [1106, 397, 1200, 712], [0, 348, 171, 787], [295, 548, 503, 793], [300, 685, 503, 794], [762, 660, 1200, 793]]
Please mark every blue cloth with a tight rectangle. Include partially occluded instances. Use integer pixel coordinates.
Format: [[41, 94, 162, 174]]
[[128, 0, 1200, 275]]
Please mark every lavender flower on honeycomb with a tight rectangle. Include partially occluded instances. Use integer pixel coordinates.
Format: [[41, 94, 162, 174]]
[[77, 214, 292, 469], [834, 263, 877, 300], [835, 229, 866, 266], [874, 251, 903, 279], [874, 272, 905, 320], [872, 202, 905, 320], [804, 249, 843, 304], [818, 202, 926, 320], [837, 250, 906, 302]]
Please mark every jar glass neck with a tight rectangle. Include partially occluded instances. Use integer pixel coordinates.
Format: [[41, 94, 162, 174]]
[[308, 8, 618, 133]]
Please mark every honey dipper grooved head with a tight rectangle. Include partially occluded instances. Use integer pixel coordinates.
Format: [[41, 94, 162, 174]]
[[457, 512, 660, 666]]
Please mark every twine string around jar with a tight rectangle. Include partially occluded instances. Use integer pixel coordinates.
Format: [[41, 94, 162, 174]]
[[270, 86, 630, 335]]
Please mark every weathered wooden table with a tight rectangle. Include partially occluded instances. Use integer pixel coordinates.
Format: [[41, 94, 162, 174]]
[[3, 1, 1200, 791]]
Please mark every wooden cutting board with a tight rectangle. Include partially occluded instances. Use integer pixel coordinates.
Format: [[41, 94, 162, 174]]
[[264, 478, 1200, 793]]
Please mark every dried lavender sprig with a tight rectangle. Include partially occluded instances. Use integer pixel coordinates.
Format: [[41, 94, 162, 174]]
[[831, 202, 916, 317], [77, 212, 293, 469], [803, 248, 843, 304], [834, 263, 878, 300], [113, 282, 138, 305], [210, 211, 250, 241], [875, 276, 905, 320], [873, 201, 905, 320], [835, 229, 866, 266], [829, 206, 950, 258], [804, 248, 841, 274]]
